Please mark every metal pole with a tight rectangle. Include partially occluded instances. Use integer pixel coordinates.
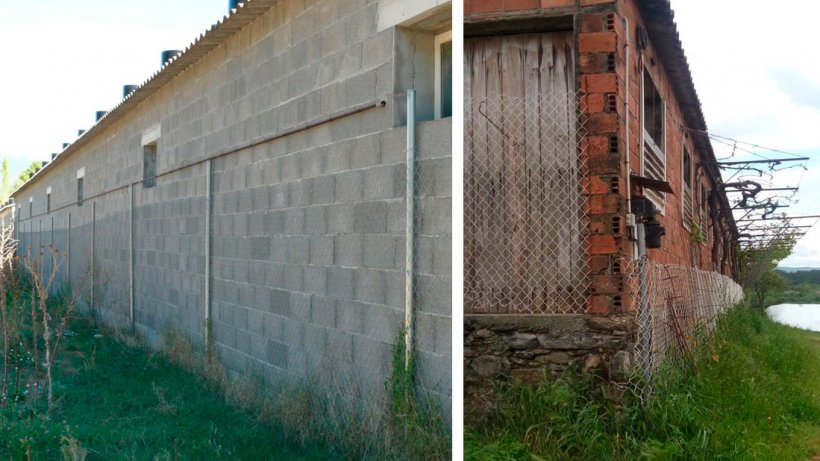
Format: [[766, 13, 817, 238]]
[[13, 204, 18, 243], [67, 213, 71, 285], [91, 202, 96, 312], [129, 185, 135, 329], [404, 89, 415, 370], [637, 223, 651, 394], [204, 160, 213, 355], [50, 217, 55, 289]]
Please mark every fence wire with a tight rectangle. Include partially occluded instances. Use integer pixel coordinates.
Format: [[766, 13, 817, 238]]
[[625, 257, 744, 396], [464, 92, 588, 314]]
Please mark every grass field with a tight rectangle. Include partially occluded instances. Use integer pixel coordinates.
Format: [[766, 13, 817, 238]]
[[0, 272, 449, 461], [466, 307, 820, 461], [0, 315, 339, 460]]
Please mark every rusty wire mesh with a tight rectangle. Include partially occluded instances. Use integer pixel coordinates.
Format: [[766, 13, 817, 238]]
[[464, 92, 588, 314], [625, 257, 744, 396]]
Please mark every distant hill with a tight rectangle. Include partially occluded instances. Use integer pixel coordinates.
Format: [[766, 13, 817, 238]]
[[777, 269, 820, 285], [778, 267, 820, 273]]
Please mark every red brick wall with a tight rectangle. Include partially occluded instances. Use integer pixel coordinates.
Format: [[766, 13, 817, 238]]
[[464, 0, 614, 17], [578, 7, 627, 315], [464, 0, 734, 316], [617, 0, 724, 273]]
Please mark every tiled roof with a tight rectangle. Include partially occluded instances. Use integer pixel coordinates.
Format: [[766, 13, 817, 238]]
[[638, 0, 737, 237]]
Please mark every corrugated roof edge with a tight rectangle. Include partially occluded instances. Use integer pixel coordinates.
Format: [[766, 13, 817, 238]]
[[638, 0, 738, 239], [13, 0, 279, 197]]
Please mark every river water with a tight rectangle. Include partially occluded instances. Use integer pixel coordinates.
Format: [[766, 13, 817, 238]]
[[766, 304, 820, 332]]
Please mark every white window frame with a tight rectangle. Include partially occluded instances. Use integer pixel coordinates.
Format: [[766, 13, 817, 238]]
[[434, 29, 452, 120], [640, 67, 667, 212]]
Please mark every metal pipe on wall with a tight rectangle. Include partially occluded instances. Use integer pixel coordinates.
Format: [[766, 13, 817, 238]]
[[623, 16, 639, 260], [404, 89, 416, 370]]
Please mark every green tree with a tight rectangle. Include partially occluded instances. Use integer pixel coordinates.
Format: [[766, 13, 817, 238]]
[[752, 269, 788, 307], [0, 157, 9, 203], [12, 161, 43, 192]]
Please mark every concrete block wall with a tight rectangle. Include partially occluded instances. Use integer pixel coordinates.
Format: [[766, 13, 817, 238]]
[[134, 165, 208, 344], [14, 0, 451, 412]]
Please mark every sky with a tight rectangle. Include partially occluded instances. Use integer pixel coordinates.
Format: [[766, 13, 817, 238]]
[[1, 1, 820, 265], [0, 0, 227, 173], [668, 1, 820, 267]]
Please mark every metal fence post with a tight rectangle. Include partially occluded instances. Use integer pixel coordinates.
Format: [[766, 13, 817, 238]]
[[67, 213, 71, 285], [13, 205, 18, 243], [91, 202, 96, 312], [636, 223, 651, 393], [404, 89, 416, 370], [204, 160, 213, 355], [50, 217, 55, 288], [129, 184, 135, 329]]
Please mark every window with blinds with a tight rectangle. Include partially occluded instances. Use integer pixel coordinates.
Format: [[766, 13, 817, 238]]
[[642, 69, 666, 210]]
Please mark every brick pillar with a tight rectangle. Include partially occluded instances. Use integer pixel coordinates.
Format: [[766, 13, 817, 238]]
[[579, 11, 627, 315]]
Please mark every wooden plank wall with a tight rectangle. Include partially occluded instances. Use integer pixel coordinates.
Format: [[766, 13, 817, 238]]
[[465, 32, 586, 314]]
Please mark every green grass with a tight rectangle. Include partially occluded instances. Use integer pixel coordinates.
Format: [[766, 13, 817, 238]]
[[0, 275, 449, 461], [466, 307, 820, 461], [0, 315, 339, 460]]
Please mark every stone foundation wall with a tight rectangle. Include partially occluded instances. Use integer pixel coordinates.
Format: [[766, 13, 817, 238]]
[[464, 314, 637, 418]]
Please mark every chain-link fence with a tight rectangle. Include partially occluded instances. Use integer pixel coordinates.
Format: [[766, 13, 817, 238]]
[[626, 257, 744, 395], [464, 91, 588, 314]]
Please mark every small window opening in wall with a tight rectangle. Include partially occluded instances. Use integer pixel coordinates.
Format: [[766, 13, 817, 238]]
[[46, 187, 51, 214], [434, 30, 452, 119], [143, 142, 157, 188], [29, 197, 32, 217], [77, 167, 85, 206]]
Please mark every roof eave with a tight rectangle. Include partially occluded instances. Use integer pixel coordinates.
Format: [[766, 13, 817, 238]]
[[637, 0, 738, 238], [13, 0, 279, 197]]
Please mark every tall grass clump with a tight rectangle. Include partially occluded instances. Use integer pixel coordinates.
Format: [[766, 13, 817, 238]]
[[466, 307, 820, 461], [159, 326, 450, 460]]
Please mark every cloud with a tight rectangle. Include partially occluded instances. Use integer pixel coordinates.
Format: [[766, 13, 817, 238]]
[[768, 68, 820, 113]]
